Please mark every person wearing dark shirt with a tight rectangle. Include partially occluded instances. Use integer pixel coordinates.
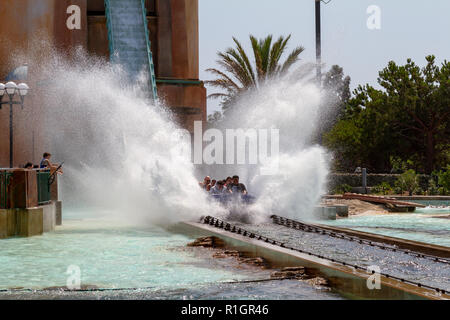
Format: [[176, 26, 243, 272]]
[[229, 175, 247, 195]]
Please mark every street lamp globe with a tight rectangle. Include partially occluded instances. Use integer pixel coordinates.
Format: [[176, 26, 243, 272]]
[[0, 83, 5, 96], [5, 81, 17, 95], [17, 83, 29, 96]]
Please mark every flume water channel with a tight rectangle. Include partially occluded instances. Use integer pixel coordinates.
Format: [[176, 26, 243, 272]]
[[0, 48, 341, 299], [233, 221, 450, 292], [322, 201, 450, 247], [0, 211, 342, 300]]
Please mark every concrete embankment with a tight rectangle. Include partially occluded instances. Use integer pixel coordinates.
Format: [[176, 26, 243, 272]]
[[175, 221, 449, 300], [0, 201, 62, 238], [310, 222, 450, 259]]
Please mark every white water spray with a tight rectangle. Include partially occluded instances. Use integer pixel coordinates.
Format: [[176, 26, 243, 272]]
[[26, 48, 329, 226], [205, 72, 331, 222], [35, 50, 225, 225]]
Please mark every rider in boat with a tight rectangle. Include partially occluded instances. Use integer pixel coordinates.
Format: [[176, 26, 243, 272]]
[[199, 176, 211, 189], [229, 175, 247, 195], [210, 180, 225, 195]]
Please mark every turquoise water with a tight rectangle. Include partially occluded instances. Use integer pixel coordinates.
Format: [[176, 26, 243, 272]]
[[322, 206, 450, 247], [2, 202, 448, 298], [411, 200, 450, 208], [0, 219, 247, 290], [0, 212, 342, 299]]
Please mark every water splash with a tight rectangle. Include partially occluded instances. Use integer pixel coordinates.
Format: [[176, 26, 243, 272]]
[[25, 47, 330, 226], [34, 49, 225, 226], [204, 73, 331, 222]]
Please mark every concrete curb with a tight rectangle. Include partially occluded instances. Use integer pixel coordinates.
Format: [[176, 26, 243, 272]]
[[174, 221, 449, 300]]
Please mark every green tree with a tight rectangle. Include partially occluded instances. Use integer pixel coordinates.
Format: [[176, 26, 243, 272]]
[[437, 164, 450, 194], [315, 65, 351, 144], [322, 65, 351, 116], [207, 111, 223, 123], [378, 56, 450, 173], [325, 86, 396, 171], [206, 111, 224, 129], [205, 34, 305, 113], [325, 56, 450, 173]]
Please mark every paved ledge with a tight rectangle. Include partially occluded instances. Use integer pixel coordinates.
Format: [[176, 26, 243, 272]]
[[323, 195, 450, 201], [312, 223, 450, 258], [173, 221, 449, 300], [391, 196, 450, 201], [0, 201, 62, 238]]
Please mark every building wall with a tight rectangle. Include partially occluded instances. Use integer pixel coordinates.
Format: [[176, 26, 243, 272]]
[[0, 0, 206, 168], [0, 0, 87, 168], [156, 0, 199, 79]]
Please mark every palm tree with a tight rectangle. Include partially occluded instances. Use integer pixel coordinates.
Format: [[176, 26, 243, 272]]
[[206, 34, 305, 111]]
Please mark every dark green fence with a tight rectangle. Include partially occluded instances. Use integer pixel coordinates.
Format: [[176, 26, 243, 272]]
[[0, 171, 13, 209], [37, 171, 51, 205]]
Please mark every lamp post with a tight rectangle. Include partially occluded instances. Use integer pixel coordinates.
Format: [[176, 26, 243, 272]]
[[0, 81, 30, 168], [315, 0, 322, 84], [315, 0, 331, 85]]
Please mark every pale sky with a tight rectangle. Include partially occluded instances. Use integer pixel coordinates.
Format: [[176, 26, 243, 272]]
[[199, 0, 450, 115]]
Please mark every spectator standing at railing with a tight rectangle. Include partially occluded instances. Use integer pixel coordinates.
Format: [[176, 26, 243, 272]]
[[39, 152, 63, 175], [40, 153, 50, 169]]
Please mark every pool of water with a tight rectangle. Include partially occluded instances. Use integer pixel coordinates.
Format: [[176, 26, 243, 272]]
[[411, 200, 450, 208], [0, 212, 342, 300], [322, 208, 450, 248]]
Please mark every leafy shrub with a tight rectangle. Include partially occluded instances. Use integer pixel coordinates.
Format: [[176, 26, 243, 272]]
[[372, 182, 392, 195], [427, 179, 439, 195], [437, 165, 450, 195], [415, 187, 425, 195], [390, 156, 415, 174], [395, 169, 419, 196], [333, 184, 353, 194], [393, 186, 403, 195]]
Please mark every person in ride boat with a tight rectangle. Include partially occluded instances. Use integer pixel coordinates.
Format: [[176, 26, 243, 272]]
[[224, 180, 234, 193], [229, 175, 247, 195], [210, 180, 225, 195], [224, 176, 232, 191], [199, 176, 211, 189], [210, 179, 217, 188]]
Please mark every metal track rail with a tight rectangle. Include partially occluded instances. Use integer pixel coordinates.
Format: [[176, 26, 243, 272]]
[[270, 215, 450, 265], [200, 216, 449, 295]]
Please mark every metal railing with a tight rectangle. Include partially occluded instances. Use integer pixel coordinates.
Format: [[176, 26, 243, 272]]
[[104, 0, 158, 100], [0, 171, 13, 209], [37, 170, 51, 205]]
